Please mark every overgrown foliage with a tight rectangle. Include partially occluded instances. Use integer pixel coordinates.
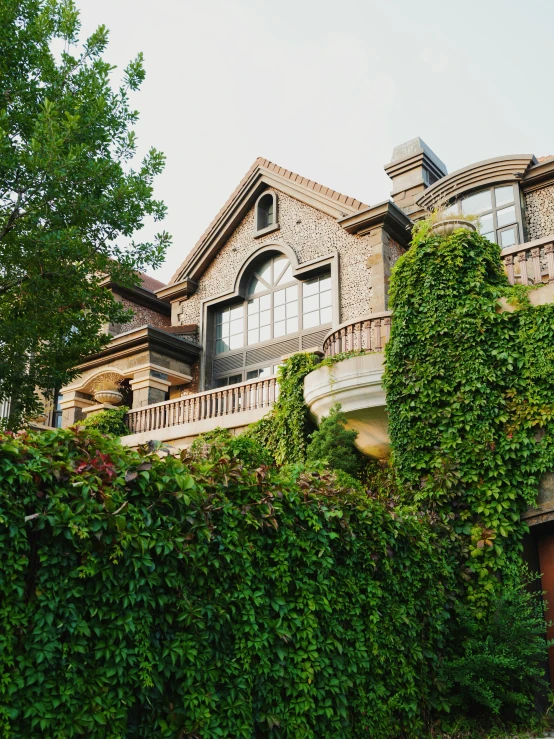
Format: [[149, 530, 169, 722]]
[[384, 224, 554, 615], [248, 352, 320, 464], [440, 577, 549, 724], [306, 403, 361, 477], [81, 406, 129, 436], [0, 0, 170, 427], [0, 427, 457, 738]]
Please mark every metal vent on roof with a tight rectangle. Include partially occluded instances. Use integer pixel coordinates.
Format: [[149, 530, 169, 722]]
[[213, 354, 244, 374], [246, 337, 299, 366], [302, 328, 328, 350]]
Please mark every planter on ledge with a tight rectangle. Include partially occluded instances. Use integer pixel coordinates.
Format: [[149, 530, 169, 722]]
[[429, 219, 477, 237]]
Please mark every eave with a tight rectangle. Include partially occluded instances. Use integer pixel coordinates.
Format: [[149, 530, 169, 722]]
[[101, 280, 170, 316], [522, 157, 554, 194], [77, 325, 202, 372]]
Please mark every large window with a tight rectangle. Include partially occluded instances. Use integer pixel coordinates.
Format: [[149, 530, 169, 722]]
[[444, 184, 521, 248], [211, 254, 333, 386]]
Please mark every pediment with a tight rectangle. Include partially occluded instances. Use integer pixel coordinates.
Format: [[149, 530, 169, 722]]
[[169, 158, 369, 286]]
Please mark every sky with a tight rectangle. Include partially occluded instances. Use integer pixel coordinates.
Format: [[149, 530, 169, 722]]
[[77, 0, 554, 284]]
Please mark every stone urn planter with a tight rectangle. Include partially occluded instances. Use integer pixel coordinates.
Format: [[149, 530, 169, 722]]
[[93, 388, 123, 405], [91, 372, 123, 405], [428, 218, 476, 237]]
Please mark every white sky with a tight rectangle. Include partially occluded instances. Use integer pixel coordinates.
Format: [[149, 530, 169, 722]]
[[77, 0, 553, 284]]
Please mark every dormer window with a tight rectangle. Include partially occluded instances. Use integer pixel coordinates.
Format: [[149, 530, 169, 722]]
[[443, 184, 522, 248], [254, 192, 279, 236]]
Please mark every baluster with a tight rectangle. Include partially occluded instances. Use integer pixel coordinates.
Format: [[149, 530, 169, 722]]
[[518, 250, 529, 286], [373, 319, 382, 352], [223, 389, 229, 415], [193, 396, 198, 422], [346, 323, 353, 351], [383, 316, 391, 346], [184, 398, 190, 424], [233, 385, 239, 414], [363, 320, 370, 352], [546, 243, 554, 282], [333, 330, 340, 356], [504, 254, 515, 285], [354, 322, 361, 351], [531, 247, 541, 284], [261, 380, 268, 407], [339, 328, 346, 354]]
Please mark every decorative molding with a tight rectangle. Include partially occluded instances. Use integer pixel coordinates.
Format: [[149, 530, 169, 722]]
[[416, 154, 537, 210], [338, 200, 412, 246], [155, 278, 198, 303], [101, 279, 170, 315], [522, 157, 554, 194]]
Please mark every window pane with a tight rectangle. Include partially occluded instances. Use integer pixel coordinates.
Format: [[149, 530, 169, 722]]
[[230, 306, 242, 320], [276, 263, 293, 285], [320, 275, 331, 292], [248, 277, 265, 296], [500, 227, 517, 248], [287, 317, 298, 333], [229, 334, 243, 350], [220, 310, 230, 323], [320, 290, 332, 308], [320, 307, 332, 324], [461, 190, 492, 215], [248, 329, 258, 344], [216, 339, 228, 354], [230, 318, 243, 335], [495, 185, 514, 207], [215, 377, 228, 387], [304, 311, 320, 328], [303, 294, 319, 313], [259, 367, 271, 378], [274, 304, 286, 322], [248, 298, 258, 314], [288, 300, 298, 318], [216, 324, 223, 339], [286, 285, 298, 302], [249, 313, 259, 329], [260, 325, 271, 342], [274, 289, 285, 306], [229, 374, 242, 385], [479, 213, 494, 234], [246, 369, 258, 380], [274, 320, 286, 337], [260, 310, 271, 327], [443, 201, 459, 216], [497, 205, 516, 228], [260, 294, 271, 311], [303, 278, 319, 296], [482, 231, 496, 243], [258, 260, 272, 285]]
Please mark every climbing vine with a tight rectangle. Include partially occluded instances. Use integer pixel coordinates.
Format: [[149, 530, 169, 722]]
[[384, 224, 554, 614]]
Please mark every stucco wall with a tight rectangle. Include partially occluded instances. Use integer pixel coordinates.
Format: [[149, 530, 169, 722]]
[[525, 185, 554, 241], [112, 296, 171, 336], [174, 191, 377, 326]]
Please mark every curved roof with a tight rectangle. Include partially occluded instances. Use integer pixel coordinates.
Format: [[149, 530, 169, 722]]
[[416, 154, 537, 210]]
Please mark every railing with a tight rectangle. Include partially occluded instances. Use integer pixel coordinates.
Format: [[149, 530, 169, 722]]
[[502, 235, 554, 286], [322, 312, 392, 358], [125, 376, 279, 435]]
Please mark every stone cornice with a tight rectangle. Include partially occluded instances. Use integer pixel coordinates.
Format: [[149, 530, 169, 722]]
[[416, 154, 537, 210], [101, 280, 170, 315], [522, 157, 554, 194], [155, 279, 198, 303], [77, 326, 202, 371], [338, 200, 413, 245]]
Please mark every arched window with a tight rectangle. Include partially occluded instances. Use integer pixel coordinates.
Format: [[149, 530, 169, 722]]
[[443, 184, 522, 248], [255, 192, 277, 233], [212, 253, 332, 387]]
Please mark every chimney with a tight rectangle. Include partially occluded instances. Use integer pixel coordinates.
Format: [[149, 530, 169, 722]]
[[384, 137, 447, 217]]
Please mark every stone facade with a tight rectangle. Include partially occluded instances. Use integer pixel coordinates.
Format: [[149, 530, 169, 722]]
[[525, 185, 554, 241], [175, 191, 377, 327], [111, 296, 170, 335]]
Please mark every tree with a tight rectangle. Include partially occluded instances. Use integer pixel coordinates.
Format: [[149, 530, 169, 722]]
[[0, 0, 170, 427], [306, 403, 361, 477]]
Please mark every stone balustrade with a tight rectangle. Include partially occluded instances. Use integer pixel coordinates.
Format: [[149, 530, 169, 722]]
[[125, 376, 279, 435], [502, 235, 554, 286], [322, 312, 392, 358]]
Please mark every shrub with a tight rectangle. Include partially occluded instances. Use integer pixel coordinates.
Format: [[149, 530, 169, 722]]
[[441, 576, 549, 724], [0, 427, 456, 738], [81, 406, 129, 436], [306, 403, 361, 477]]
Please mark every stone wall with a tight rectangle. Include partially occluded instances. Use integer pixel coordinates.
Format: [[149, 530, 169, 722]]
[[525, 185, 554, 241], [111, 296, 171, 335], [174, 191, 377, 326]]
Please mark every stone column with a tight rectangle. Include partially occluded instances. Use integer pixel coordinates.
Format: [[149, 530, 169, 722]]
[[129, 369, 170, 408], [366, 227, 398, 313]]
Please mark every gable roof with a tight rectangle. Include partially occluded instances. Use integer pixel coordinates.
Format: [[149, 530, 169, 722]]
[[169, 158, 369, 286], [138, 272, 166, 293]]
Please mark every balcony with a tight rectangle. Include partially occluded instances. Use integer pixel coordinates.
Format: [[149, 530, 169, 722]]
[[122, 376, 278, 449]]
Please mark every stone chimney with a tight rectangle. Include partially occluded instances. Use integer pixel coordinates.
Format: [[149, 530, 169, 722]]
[[384, 137, 447, 218]]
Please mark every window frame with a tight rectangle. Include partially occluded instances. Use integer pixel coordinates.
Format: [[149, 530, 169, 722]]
[[443, 183, 524, 248], [254, 191, 279, 237]]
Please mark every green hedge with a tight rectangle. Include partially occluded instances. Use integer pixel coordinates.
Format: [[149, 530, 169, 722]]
[[0, 427, 455, 738]]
